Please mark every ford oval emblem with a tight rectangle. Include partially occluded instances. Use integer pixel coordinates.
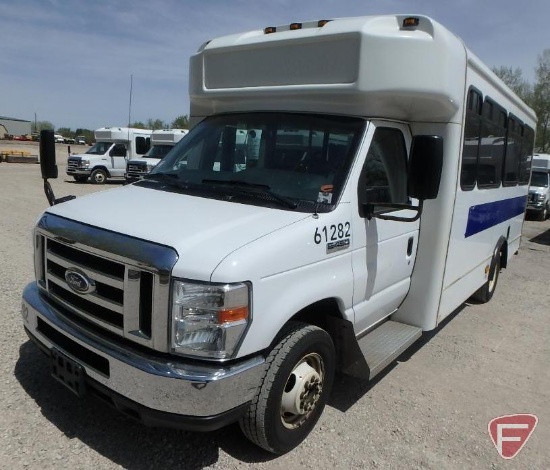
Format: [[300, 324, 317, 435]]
[[65, 268, 96, 295]]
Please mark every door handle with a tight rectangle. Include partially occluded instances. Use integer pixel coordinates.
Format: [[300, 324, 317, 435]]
[[407, 237, 414, 257]]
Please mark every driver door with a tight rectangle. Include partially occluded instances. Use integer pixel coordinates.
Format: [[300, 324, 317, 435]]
[[110, 143, 127, 176], [352, 122, 420, 335]]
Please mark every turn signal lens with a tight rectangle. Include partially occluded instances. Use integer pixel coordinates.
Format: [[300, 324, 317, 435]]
[[403, 17, 420, 27]]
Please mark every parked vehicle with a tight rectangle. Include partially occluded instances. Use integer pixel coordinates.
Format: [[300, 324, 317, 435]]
[[54, 134, 64, 143], [527, 154, 550, 220], [75, 136, 87, 145], [66, 127, 152, 183], [125, 129, 188, 182], [22, 15, 536, 455]]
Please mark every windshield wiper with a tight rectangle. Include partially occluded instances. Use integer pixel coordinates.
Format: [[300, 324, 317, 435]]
[[143, 172, 185, 188], [202, 178, 298, 209]]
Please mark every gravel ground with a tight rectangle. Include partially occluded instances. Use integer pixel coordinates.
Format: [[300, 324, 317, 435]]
[[1, 141, 549, 469]]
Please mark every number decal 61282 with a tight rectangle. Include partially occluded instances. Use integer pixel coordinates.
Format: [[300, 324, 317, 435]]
[[314, 222, 351, 246]]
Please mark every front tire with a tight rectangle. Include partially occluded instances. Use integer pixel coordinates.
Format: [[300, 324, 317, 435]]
[[90, 168, 107, 185], [240, 322, 335, 454]]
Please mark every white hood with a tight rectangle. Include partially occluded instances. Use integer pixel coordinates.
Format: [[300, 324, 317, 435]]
[[46, 184, 309, 280]]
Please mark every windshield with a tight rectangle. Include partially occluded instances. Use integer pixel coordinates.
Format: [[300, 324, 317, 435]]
[[148, 113, 365, 212], [86, 141, 113, 155], [144, 144, 172, 159], [530, 171, 549, 188]]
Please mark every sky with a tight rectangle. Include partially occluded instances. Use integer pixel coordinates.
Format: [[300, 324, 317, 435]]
[[1, 0, 549, 131]]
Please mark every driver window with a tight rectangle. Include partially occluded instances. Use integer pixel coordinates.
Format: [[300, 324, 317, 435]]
[[110, 144, 127, 157], [362, 127, 408, 204]]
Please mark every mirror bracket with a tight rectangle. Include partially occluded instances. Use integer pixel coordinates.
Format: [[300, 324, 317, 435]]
[[364, 200, 423, 222]]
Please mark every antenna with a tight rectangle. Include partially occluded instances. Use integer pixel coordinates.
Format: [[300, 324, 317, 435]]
[[128, 74, 133, 128]]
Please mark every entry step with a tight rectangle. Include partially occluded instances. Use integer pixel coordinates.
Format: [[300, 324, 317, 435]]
[[357, 321, 422, 379]]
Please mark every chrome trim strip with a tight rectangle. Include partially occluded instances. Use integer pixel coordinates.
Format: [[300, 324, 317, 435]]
[[47, 274, 124, 314], [47, 251, 125, 289]]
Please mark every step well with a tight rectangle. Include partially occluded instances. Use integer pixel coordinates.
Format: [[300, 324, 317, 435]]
[[357, 320, 422, 380]]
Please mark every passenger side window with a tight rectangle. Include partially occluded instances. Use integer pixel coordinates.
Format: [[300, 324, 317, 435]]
[[110, 144, 127, 157], [361, 127, 408, 206]]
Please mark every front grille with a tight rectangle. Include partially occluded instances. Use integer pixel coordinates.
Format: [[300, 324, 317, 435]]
[[127, 163, 147, 174], [67, 158, 80, 169], [34, 213, 178, 352]]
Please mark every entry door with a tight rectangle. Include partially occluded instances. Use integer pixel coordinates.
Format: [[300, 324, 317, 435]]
[[352, 122, 420, 335], [110, 144, 128, 176]]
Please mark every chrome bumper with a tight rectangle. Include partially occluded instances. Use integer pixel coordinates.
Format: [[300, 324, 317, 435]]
[[66, 168, 91, 175], [21, 283, 265, 419]]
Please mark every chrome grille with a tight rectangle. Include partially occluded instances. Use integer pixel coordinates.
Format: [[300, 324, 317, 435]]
[[127, 163, 147, 174], [35, 213, 178, 352], [67, 158, 80, 169]]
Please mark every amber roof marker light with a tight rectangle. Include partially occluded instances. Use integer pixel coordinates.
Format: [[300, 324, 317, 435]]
[[403, 17, 420, 28], [264, 26, 277, 34], [290, 23, 302, 30], [318, 20, 332, 27]]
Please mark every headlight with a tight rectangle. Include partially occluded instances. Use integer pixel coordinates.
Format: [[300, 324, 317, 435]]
[[535, 193, 545, 201], [146, 163, 154, 171], [80, 159, 90, 168], [171, 280, 250, 359]]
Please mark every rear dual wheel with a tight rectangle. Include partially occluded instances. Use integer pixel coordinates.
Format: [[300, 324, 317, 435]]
[[240, 322, 335, 454], [472, 251, 501, 303]]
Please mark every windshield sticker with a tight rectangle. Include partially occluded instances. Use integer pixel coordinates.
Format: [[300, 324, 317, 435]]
[[318, 185, 334, 203], [314, 223, 351, 254]]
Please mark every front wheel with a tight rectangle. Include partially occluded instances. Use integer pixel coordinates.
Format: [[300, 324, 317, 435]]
[[240, 323, 335, 454], [538, 205, 548, 221], [90, 169, 107, 185]]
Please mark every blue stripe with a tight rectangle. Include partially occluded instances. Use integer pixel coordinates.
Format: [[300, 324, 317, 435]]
[[465, 196, 527, 238]]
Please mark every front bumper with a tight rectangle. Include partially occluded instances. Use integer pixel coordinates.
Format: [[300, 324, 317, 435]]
[[66, 168, 91, 176], [21, 282, 265, 430]]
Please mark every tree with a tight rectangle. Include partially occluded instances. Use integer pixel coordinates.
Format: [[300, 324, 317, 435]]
[[32, 120, 54, 132], [129, 121, 147, 129], [171, 114, 189, 129], [532, 49, 550, 152], [146, 118, 166, 130], [492, 66, 532, 102], [57, 127, 74, 137]]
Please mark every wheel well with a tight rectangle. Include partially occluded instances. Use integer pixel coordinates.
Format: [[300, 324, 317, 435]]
[[92, 166, 110, 177], [273, 298, 356, 369], [497, 237, 508, 269], [287, 298, 343, 333]]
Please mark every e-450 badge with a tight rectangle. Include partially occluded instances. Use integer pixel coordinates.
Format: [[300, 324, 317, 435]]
[[314, 223, 351, 254]]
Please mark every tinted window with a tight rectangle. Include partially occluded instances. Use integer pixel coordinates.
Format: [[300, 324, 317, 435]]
[[360, 127, 408, 207], [460, 89, 482, 190]]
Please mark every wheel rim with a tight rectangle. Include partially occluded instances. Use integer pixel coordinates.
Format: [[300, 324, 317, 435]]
[[280, 353, 324, 429], [94, 172, 105, 183]]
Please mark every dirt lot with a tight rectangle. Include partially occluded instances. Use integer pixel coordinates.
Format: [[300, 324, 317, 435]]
[[1, 142, 549, 469]]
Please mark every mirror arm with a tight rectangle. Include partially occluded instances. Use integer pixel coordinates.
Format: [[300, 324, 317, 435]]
[[365, 200, 424, 222], [43, 179, 76, 206]]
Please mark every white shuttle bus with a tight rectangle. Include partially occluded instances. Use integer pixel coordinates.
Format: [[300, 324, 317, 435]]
[[22, 15, 536, 454], [67, 127, 152, 184], [125, 129, 188, 182]]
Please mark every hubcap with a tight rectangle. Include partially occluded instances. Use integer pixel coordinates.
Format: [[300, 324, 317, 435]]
[[94, 173, 105, 183], [280, 353, 324, 429]]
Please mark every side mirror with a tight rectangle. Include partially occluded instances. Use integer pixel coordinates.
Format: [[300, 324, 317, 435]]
[[408, 135, 443, 200], [39, 129, 75, 206], [39, 130, 58, 179]]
